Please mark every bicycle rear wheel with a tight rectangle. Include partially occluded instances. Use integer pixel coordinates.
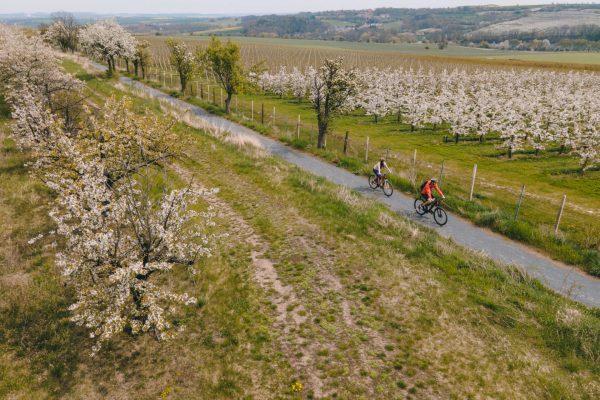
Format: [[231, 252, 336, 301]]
[[414, 198, 426, 215], [383, 180, 394, 197], [433, 207, 448, 226], [368, 175, 378, 189]]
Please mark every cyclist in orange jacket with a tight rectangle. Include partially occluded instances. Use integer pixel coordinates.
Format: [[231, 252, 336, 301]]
[[421, 177, 445, 209]]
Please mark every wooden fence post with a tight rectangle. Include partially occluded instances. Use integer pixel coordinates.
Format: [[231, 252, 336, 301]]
[[343, 131, 349, 155], [235, 95, 238, 115], [251, 100, 254, 121], [272, 106, 276, 126], [261, 103, 264, 125], [554, 195, 567, 233], [469, 164, 478, 201], [296, 114, 301, 138], [412, 149, 417, 168], [439, 160, 445, 186], [213, 88, 216, 104], [220, 88, 223, 107], [515, 184, 525, 220], [365, 136, 370, 162]]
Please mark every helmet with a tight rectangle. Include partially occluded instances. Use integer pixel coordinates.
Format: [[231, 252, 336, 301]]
[[430, 177, 438, 183], [380, 157, 385, 161]]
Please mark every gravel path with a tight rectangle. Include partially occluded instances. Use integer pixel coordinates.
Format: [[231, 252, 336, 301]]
[[116, 75, 600, 308]]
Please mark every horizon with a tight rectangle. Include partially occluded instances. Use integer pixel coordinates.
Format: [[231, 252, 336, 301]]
[[0, 1, 595, 16]]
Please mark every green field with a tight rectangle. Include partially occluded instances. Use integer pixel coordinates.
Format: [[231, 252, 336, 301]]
[[1, 58, 599, 399]]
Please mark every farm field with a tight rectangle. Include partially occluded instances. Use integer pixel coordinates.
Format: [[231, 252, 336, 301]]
[[1, 56, 600, 400], [487, 51, 600, 65], [129, 36, 600, 277], [471, 10, 600, 35], [142, 35, 600, 69]]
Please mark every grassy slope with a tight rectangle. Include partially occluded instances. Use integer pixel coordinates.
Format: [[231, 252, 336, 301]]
[[1, 66, 599, 399]]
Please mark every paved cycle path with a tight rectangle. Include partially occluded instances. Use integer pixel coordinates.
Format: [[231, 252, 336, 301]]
[[118, 76, 600, 308]]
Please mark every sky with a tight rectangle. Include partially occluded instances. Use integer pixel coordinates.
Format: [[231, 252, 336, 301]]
[[0, 0, 594, 15]]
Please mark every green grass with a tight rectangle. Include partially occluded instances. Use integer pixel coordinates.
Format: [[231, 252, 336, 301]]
[[158, 84, 600, 277], [2, 65, 599, 398]]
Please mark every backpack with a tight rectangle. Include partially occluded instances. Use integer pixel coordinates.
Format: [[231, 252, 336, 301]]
[[420, 180, 429, 191]]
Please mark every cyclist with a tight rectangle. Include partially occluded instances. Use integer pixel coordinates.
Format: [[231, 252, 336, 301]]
[[420, 177, 445, 210], [373, 157, 392, 186]]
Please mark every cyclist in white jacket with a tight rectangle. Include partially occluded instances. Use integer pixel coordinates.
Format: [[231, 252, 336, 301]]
[[373, 157, 392, 186]]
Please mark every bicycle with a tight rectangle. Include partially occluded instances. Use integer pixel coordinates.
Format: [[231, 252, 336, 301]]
[[368, 173, 394, 197], [414, 197, 448, 226]]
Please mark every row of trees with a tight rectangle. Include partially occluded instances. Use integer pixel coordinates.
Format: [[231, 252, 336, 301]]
[[257, 65, 600, 171], [40, 17, 600, 170], [42, 15, 243, 106], [42, 17, 359, 149], [0, 24, 216, 353], [44, 15, 152, 79], [164, 37, 245, 114]]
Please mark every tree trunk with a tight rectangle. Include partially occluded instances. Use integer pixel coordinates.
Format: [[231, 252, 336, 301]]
[[411, 124, 415, 132], [455, 133, 459, 144], [559, 144, 565, 154], [106, 56, 114, 77], [374, 115, 378, 123], [479, 134, 484, 143], [180, 77, 187, 94], [580, 158, 589, 175], [125, 59, 130, 73], [225, 91, 233, 114], [317, 117, 328, 149], [134, 61, 139, 77]]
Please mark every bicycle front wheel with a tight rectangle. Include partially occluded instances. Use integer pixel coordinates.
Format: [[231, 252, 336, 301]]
[[368, 175, 378, 189], [433, 207, 448, 226], [383, 180, 393, 197]]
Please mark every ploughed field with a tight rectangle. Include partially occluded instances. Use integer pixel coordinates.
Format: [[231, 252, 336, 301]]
[[142, 35, 600, 71]]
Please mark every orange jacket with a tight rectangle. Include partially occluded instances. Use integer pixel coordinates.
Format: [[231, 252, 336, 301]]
[[421, 180, 444, 199]]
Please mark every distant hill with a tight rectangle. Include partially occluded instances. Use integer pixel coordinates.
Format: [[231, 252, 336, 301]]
[[3, 4, 600, 50], [239, 4, 600, 51]]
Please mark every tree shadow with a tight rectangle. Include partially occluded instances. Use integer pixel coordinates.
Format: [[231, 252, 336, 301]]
[[0, 96, 10, 119], [0, 286, 88, 397]]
